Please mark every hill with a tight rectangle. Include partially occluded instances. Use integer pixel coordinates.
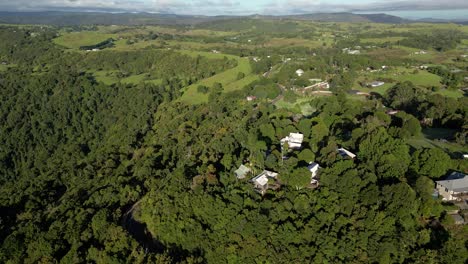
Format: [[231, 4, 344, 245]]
[[0, 11, 409, 26]]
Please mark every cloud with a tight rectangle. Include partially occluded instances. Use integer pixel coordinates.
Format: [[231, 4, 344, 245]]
[[0, 0, 247, 14], [0, 0, 467, 15]]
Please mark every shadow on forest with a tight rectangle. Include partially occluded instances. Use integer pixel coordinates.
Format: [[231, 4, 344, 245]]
[[124, 212, 204, 262]]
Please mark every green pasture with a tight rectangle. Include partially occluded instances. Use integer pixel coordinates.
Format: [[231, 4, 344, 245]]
[[360, 36, 404, 44], [54, 31, 116, 49], [178, 51, 256, 104], [408, 128, 465, 153]]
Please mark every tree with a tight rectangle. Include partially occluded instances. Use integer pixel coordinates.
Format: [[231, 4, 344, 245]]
[[411, 148, 451, 179]]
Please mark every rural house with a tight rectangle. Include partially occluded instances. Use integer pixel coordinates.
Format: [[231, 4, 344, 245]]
[[251, 170, 279, 195], [234, 165, 251, 179], [308, 162, 320, 186], [436, 172, 468, 201], [296, 69, 305, 77], [281, 133, 304, 149]]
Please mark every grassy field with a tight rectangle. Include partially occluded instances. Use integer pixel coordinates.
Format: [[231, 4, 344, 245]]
[[275, 97, 319, 116], [360, 36, 404, 44], [0, 64, 8, 71], [355, 67, 442, 95], [264, 38, 325, 48], [93, 70, 119, 85], [408, 128, 465, 153], [179, 53, 255, 104], [54, 31, 116, 49]]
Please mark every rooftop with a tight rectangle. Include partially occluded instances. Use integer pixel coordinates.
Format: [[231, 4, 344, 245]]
[[436, 172, 468, 193]]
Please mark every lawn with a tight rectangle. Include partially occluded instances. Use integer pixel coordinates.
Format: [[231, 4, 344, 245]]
[[54, 31, 117, 49], [93, 70, 119, 85], [435, 89, 465, 99], [275, 97, 318, 116], [178, 51, 258, 104], [121, 74, 147, 84], [360, 36, 404, 44], [355, 67, 442, 95], [407, 128, 466, 153], [264, 38, 324, 48]]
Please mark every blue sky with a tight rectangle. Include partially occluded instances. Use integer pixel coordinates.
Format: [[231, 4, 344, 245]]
[[0, 0, 468, 19]]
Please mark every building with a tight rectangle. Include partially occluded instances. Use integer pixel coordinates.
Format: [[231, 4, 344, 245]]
[[251, 170, 279, 195], [234, 165, 251, 179], [308, 162, 320, 186], [246, 96, 257, 101], [370, 81, 385, 87], [309, 78, 322, 83], [281, 133, 304, 149], [386, 110, 400, 115], [436, 172, 468, 201], [296, 69, 305, 77], [316, 82, 330, 89], [337, 148, 356, 159]]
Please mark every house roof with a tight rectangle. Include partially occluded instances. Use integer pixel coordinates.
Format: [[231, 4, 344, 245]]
[[234, 165, 251, 178], [436, 172, 468, 193], [254, 175, 269, 186], [308, 162, 320, 172], [296, 69, 304, 73], [281, 132, 304, 148], [338, 148, 356, 159], [252, 170, 278, 182]]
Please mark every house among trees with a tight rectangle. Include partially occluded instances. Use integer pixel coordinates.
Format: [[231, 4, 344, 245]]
[[337, 148, 356, 159], [296, 69, 304, 77], [435, 172, 468, 201], [308, 162, 320, 188], [234, 165, 251, 179], [250, 170, 279, 195], [246, 95, 257, 101], [281, 132, 304, 149]]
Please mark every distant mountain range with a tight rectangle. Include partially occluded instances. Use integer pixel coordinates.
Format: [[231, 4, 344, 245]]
[[0, 11, 465, 26]]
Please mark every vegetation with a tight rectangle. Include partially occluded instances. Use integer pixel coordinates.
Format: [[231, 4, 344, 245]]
[[0, 18, 467, 264]]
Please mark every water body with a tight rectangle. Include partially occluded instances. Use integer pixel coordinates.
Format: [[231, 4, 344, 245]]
[[357, 9, 468, 20]]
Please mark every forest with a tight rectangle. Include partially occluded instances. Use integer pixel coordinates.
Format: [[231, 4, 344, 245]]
[[0, 19, 467, 264]]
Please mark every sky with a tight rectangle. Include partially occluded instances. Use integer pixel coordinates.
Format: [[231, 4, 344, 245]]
[[0, 0, 468, 19]]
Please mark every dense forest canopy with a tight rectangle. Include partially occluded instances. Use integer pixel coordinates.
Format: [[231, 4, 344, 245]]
[[0, 19, 467, 264]]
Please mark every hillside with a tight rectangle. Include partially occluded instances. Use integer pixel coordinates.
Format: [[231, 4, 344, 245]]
[[0, 11, 412, 26]]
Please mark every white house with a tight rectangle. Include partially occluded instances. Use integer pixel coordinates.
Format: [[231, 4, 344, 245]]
[[436, 172, 468, 201], [308, 162, 320, 185], [296, 69, 305, 77], [246, 96, 257, 101], [251, 170, 279, 194], [337, 148, 356, 159], [281, 133, 304, 149]]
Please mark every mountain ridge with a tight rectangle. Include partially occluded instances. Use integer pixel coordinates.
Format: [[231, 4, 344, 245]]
[[0, 11, 465, 26]]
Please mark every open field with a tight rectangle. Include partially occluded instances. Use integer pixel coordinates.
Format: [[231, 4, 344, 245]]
[[179, 51, 255, 104], [355, 67, 443, 95], [54, 31, 116, 49], [408, 128, 466, 153], [360, 36, 404, 44], [264, 38, 325, 48]]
